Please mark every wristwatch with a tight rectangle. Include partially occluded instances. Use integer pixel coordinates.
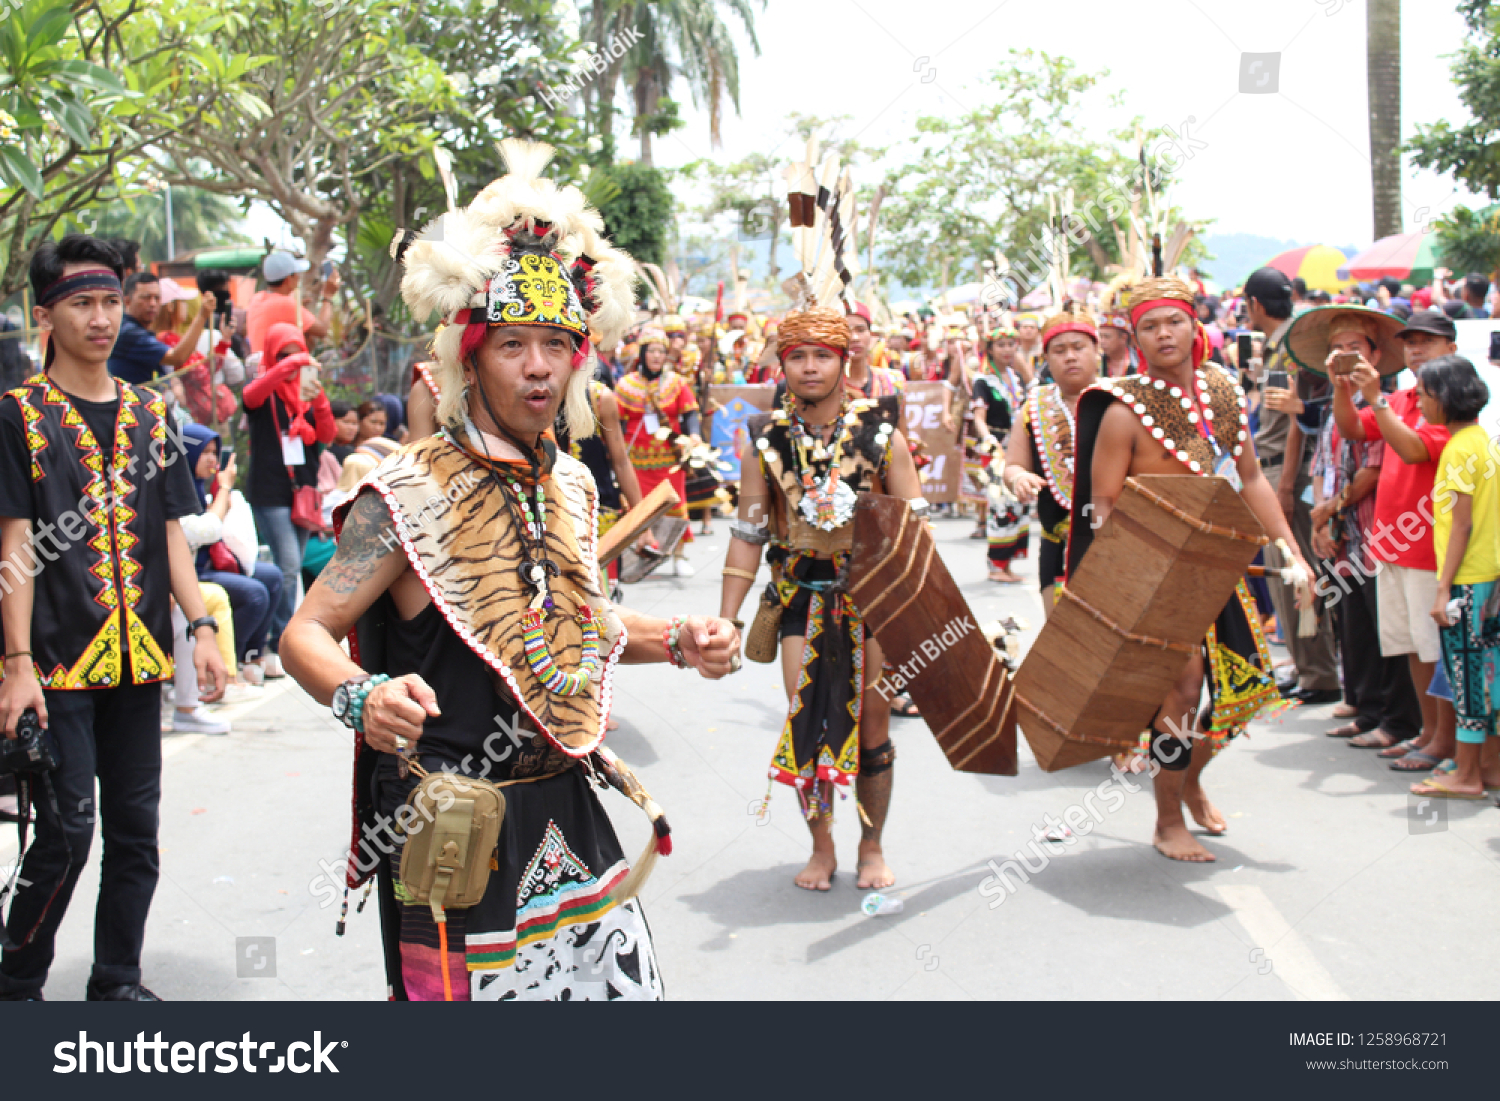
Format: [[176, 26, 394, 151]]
[[1372, 395, 1390, 412], [331, 675, 374, 727], [186, 615, 219, 641]]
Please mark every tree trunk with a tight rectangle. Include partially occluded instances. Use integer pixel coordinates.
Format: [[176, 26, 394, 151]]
[[634, 67, 657, 166], [1367, 0, 1402, 238]]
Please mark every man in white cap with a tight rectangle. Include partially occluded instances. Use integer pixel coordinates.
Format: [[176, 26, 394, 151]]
[[246, 249, 338, 356]]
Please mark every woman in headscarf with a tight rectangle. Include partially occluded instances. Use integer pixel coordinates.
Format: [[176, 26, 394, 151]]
[[242, 321, 336, 671]]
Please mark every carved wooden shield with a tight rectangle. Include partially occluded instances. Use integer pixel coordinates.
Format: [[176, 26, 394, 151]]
[[847, 493, 1018, 776]]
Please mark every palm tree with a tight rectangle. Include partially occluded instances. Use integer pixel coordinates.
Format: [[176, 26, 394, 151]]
[[588, 0, 762, 166], [1367, 0, 1402, 238]]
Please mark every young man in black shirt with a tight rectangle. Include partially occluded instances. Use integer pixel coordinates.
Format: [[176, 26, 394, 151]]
[[0, 235, 227, 1001]]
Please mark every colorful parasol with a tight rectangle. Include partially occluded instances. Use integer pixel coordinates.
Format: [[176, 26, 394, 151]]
[[1339, 231, 1444, 287], [1263, 244, 1355, 293]]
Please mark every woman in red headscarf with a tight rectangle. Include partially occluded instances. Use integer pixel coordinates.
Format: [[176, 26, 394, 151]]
[[241, 321, 337, 673]]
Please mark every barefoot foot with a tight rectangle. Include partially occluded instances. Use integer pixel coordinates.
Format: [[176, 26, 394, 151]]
[[856, 841, 895, 890], [1153, 822, 1216, 862], [1183, 787, 1227, 834], [794, 850, 836, 891]]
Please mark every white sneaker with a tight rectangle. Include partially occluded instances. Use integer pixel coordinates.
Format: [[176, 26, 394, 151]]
[[260, 654, 286, 678], [671, 557, 695, 578], [172, 706, 230, 735], [222, 681, 264, 704]]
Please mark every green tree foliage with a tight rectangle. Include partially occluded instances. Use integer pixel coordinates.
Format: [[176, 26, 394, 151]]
[[0, 0, 270, 295], [1435, 204, 1500, 278], [595, 161, 674, 268], [1409, 1, 1500, 201], [69, 185, 250, 261], [583, 0, 762, 165], [875, 50, 1202, 295]]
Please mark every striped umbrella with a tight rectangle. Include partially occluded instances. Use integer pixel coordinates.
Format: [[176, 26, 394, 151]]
[[1340, 231, 1444, 286], [1263, 244, 1355, 293]]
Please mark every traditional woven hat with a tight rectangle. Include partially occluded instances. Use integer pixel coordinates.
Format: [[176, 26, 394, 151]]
[[777, 307, 849, 359], [1285, 304, 1406, 377]]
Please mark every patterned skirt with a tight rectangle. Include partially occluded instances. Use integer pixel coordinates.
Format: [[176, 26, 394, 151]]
[[1440, 580, 1500, 741], [374, 762, 663, 1001]]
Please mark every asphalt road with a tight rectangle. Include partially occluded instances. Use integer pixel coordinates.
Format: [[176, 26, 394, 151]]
[[8, 513, 1499, 1000]]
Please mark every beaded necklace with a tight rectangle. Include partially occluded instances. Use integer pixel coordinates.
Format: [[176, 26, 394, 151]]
[[480, 449, 601, 697], [786, 392, 855, 530]]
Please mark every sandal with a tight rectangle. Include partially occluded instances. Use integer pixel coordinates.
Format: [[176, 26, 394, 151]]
[[1388, 750, 1442, 772], [890, 694, 920, 718], [969, 528, 988, 540], [1409, 775, 1486, 800], [1377, 737, 1420, 759], [1349, 729, 1400, 749], [1331, 702, 1358, 719], [1326, 723, 1365, 738]]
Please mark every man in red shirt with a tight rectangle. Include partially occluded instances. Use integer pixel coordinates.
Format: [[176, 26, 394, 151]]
[[1330, 308, 1458, 768], [246, 250, 336, 356]]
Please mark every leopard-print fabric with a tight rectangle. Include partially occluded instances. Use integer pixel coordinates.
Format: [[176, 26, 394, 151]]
[[363, 433, 624, 757], [1087, 366, 1249, 474]]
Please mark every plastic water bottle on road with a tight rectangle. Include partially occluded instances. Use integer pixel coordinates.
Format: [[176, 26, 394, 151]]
[[861, 893, 903, 917]]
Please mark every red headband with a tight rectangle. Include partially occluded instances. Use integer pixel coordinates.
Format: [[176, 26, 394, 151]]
[[1129, 299, 1207, 367], [1042, 321, 1098, 351], [778, 341, 848, 362], [1128, 298, 1194, 329]]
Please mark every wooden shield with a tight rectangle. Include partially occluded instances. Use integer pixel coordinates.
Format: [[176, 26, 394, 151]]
[[597, 479, 682, 567], [1013, 475, 1267, 771], [847, 493, 1018, 776]]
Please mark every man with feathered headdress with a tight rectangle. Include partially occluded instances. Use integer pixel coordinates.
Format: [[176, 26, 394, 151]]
[[719, 306, 925, 893], [1066, 276, 1311, 863], [279, 141, 740, 1001]]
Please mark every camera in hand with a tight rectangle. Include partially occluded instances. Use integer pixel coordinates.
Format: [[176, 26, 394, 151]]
[[0, 709, 58, 775]]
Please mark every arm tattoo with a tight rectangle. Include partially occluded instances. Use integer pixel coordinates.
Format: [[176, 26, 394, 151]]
[[319, 491, 398, 595]]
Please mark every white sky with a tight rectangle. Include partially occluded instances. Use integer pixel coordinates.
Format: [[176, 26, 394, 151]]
[[251, 0, 1481, 255], [653, 0, 1482, 247]]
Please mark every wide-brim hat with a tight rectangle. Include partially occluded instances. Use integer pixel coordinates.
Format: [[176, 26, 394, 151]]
[[1284, 305, 1406, 377]]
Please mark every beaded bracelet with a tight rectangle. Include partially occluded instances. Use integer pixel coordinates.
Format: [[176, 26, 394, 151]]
[[663, 616, 688, 669], [350, 674, 392, 734]]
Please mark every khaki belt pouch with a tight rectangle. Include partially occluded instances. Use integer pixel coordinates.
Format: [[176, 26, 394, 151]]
[[398, 769, 506, 922]]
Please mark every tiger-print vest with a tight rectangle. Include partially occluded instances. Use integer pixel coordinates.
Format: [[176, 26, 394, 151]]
[[359, 433, 625, 757]]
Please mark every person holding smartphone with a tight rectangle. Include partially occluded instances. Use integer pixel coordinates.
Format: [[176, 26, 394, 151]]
[[241, 322, 336, 674], [1247, 268, 1341, 703]]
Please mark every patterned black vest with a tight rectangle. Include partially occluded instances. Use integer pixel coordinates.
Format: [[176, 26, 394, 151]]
[[0, 375, 178, 688]]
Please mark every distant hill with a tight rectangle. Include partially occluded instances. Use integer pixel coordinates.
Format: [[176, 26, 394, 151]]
[[1198, 233, 1360, 292]]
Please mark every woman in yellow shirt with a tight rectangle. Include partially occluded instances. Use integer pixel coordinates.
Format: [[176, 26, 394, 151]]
[[1418, 355, 1500, 799]]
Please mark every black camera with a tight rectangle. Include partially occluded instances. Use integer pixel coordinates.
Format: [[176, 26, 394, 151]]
[[0, 709, 58, 775]]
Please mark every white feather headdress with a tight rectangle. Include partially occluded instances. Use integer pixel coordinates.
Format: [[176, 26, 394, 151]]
[[391, 139, 639, 436]]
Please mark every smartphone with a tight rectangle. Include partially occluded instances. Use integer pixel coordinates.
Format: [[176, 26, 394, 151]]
[[219, 444, 234, 462], [1330, 352, 1360, 376], [1265, 369, 1289, 391], [321, 259, 334, 279], [1236, 333, 1253, 371], [300, 364, 319, 390], [1489, 331, 1500, 364]]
